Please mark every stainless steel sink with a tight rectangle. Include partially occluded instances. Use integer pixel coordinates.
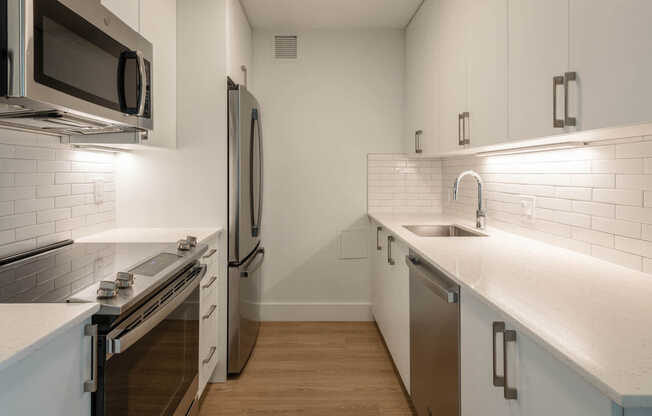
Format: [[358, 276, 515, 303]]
[[403, 224, 488, 237]]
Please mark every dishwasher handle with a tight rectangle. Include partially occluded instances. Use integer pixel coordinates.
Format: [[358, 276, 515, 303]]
[[406, 256, 458, 303]]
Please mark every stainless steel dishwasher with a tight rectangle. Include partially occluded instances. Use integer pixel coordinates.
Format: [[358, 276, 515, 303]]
[[406, 251, 460, 416]]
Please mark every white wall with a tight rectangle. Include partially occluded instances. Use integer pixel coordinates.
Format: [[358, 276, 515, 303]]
[[115, 0, 227, 228], [226, 0, 253, 86], [251, 29, 404, 320]]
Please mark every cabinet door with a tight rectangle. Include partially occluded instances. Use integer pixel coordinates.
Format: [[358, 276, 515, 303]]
[[101, 0, 140, 31], [140, 0, 177, 148], [388, 239, 410, 392], [405, 0, 439, 156], [370, 224, 384, 319], [569, 0, 652, 131], [466, 0, 508, 147], [460, 289, 512, 416], [508, 0, 570, 141], [437, 0, 468, 152]]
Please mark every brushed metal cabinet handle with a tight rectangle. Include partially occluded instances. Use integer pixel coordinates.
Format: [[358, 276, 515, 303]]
[[564, 71, 577, 127], [462, 112, 470, 145], [387, 235, 395, 265], [203, 248, 217, 259], [458, 113, 464, 146], [202, 346, 217, 365], [415, 130, 423, 154], [83, 324, 98, 393], [492, 322, 505, 387], [202, 304, 217, 320], [376, 226, 382, 251], [202, 275, 217, 289], [503, 329, 518, 400], [553, 75, 565, 128]]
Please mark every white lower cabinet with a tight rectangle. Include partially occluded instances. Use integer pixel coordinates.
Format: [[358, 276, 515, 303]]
[[198, 236, 220, 397], [370, 224, 410, 393], [461, 287, 618, 416], [0, 318, 93, 416]]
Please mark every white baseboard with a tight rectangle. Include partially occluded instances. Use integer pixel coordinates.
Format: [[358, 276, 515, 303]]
[[258, 302, 373, 322]]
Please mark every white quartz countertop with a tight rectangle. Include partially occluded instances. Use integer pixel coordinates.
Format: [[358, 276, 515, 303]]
[[75, 227, 222, 244], [370, 212, 652, 408], [0, 303, 99, 372]]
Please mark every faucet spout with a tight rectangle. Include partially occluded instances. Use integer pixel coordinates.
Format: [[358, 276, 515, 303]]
[[452, 170, 486, 230]]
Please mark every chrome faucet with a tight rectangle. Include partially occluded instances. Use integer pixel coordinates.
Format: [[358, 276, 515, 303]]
[[453, 170, 486, 230]]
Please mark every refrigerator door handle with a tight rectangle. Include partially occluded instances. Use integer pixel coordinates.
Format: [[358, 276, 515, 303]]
[[250, 108, 263, 237], [241, 247, 265, 278]]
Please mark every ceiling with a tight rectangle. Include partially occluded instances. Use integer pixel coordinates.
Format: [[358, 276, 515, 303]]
[[240, 0, 423, 30]]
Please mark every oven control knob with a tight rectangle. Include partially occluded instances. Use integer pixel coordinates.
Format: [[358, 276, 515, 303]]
[[97, 280, 118, 299], [177, 239, 191, 251], [116, 272, 135, 288], [186, 235, 198, 247]]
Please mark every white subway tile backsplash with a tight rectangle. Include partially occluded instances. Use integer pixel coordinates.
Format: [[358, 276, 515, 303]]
[[37, 184, 70, 198], [15, 223, 55, 241], [592, 217, 641, 239], [14, 173, 54, 186], [0, 213, 35, 231], [616, 206, 652, 224], [0, 132, 115, 264], [572, 201, 615, 218], [15, 198, 54, 214], [37, 208, 70, 224], [593, 189, 642, 206], [615, 175, 652, 190], [616, 141, 652, 158], [591, 158, 644, 174], [371, 140, 652, 274], [571, 227, 614, 248]]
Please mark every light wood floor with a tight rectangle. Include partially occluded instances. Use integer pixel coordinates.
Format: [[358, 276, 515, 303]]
[[199, 322, 415, 415]]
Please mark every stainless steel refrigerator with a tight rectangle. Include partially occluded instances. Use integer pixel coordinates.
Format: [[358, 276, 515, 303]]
[[227, 78, 265, 374]]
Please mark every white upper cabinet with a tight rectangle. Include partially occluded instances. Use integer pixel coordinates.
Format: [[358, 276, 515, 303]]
[[437, 0, 468, 153], [405, 0, 439, 156], [101, 0, 140, 32], [139, 0, 177, 148], [569, 0, 652, 132], [508, 0, 571, 141], [466, 0, 508, 147]]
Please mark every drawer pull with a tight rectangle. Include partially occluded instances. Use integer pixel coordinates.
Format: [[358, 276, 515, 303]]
[[202, 346, 217, 364], [387, 235, 395, 265], [202, 305, 217, 320], [203, 249, 217, 259], [202, 275, 217, 289], [503, 329, 518, 400], [492, 322, 505, 387], [376, 226, 382, 251]]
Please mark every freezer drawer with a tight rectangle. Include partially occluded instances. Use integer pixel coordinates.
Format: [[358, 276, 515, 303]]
[[228, 245, 264, 374]]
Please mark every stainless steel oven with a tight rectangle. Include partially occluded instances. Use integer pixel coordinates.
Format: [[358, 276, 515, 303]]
[[0, 0, 153, 136], [93, 261, 206, 416]]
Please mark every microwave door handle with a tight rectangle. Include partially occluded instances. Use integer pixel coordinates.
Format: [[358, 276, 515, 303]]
[[135, 50, 147, 117]]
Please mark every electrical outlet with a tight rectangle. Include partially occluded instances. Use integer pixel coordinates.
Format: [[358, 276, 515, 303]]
[[520, 195, 536, 222], [93, 178, 105, 204]]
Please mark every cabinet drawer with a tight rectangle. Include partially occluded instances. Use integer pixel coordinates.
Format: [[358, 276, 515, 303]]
[[199, 302, 219, 395]]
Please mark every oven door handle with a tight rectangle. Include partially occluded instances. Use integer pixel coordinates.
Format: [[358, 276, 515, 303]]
[[107, 264, 207, 356]]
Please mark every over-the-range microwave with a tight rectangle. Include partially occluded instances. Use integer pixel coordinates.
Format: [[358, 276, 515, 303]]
[[0, 0, 153, 140]]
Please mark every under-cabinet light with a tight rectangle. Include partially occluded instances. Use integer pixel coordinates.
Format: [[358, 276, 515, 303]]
[[475, 142, 587, 157], [72, 145, 130, 153]]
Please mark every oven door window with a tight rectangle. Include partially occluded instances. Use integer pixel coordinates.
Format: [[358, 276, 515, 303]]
[[33, 0, 146, 114], [103, 287, 199, 416]]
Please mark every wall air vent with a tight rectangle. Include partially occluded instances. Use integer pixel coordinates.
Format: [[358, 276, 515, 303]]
[[274, 35, 298, 59]]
